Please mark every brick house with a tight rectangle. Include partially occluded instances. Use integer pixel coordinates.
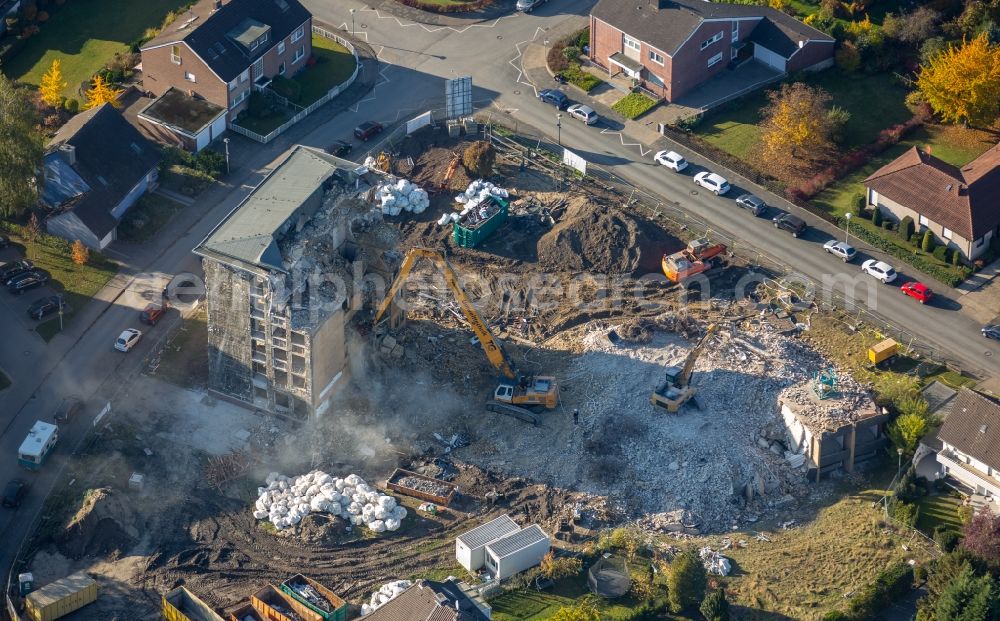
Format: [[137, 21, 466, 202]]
[[139, 0, 312, 147], [589, 0, 834, 102], [864, 144, 1000, 262]]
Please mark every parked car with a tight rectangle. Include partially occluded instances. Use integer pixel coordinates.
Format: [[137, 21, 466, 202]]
[[516, 0, 546, 11], [773, 213, 807, 237], [693, 171, 731, 195], [0, 259, 33, 284], [328, 140, 353, 157], [983, 324, 1000, 340], [861, 259, 898, 283], [653, 150, 688, 172], [735, 193, 766, 216], [114, 328, 142, 352], [8, 271, 48, 295], [566, 104, 598, 125], [901, 281, 933, 304], [27, 295, 66, 320], [353, 121, 383, 141], [140, 303, 166, 326], [2, 480, 26, 508], [538, 88, 569, 109], [53, 397, 83, 424], [823, 240, 857, 262]]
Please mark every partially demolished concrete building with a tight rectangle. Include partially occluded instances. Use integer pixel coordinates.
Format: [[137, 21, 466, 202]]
[[195, 146, 399, 418]]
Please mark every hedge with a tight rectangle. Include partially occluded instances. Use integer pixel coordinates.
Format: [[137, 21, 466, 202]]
[[837, 216, 971, 287], [825, 563, 914, 620], [560, 64, 601, 92], [395, 0, 493, 13]]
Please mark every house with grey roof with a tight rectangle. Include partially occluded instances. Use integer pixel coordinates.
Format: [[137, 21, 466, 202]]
[[364, 579, 491, 621], [41, 104, 161, 250], [588, 0, 834, 103], [455, 515, 550, 579], [193, 145, 399, 419]]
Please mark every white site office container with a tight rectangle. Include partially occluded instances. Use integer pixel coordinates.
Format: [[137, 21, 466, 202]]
[[455, 515, 520, 572], [484, 525, 550, 580]]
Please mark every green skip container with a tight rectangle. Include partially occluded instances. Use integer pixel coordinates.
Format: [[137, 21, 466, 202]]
[[453, 196, 509, 248], [279, 575, 347, 621]]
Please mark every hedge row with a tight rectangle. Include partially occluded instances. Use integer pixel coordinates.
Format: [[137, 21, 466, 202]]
[[836, 216, 970, 286], [395, 0, 493, 13], [822, 563, 914, 621]]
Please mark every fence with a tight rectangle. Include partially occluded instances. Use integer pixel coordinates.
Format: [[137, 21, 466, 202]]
[[229, 25, 361, 144], [477, 111, 984, 380]]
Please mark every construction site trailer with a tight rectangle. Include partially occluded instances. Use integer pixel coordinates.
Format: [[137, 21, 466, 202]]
[[229, 603, 264, 621], [868, 338, 898, 365], [163, 586, 225, 621], [18, 420, 58, 470], [24, 572, 97, 621], [251, 585, 322, 621], [386, 468, 458, 506], [453, 196, 508, 248], [279, 575, 347, 621]]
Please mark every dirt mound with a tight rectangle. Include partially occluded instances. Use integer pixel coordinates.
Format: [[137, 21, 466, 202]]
[[537, 198, 681, 275], [58, 488, 139, 560]]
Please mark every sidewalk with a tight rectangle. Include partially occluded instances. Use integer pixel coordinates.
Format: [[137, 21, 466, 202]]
[[364, 0, 515, 26]]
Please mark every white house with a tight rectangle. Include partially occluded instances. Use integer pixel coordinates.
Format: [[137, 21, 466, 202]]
[[483, 524, 551, 580], [456, 515, 519, 573]]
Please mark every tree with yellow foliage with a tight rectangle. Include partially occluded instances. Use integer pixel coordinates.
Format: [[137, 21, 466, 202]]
[[83, 74, 123, 110], [916, 33, 1000, 127], [71, 240, 90, 265], [39, 59, 67, 106], [758, 82, 844, 176]]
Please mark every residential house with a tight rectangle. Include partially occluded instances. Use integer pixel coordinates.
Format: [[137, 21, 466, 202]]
[[139, 0, 312, 148], [919, 388, 1000, 514], [864, 144, 1000, 262], [41, 104, 161, 250], [588, 0, 834, 102], [364, 579, 491, 621]]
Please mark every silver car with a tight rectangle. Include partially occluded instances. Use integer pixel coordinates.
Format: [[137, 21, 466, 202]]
[[567, 104, 598, 125], [823, 240, 857, 262]]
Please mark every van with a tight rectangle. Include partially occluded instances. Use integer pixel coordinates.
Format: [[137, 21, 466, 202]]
[[516, 0, 546, 11], [140, 303, 165, 326]]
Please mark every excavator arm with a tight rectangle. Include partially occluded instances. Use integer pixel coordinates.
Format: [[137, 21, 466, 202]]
[[677, 323, 717, 388], [373, 248, 519, 380]]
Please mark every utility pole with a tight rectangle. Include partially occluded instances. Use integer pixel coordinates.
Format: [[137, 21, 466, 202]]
[[223, 137, 230, 175], [350, 8, 356, 36], [556, 113, 562, 147]]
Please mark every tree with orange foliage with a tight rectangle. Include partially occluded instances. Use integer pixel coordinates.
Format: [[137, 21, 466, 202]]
[[71, 240, 89, 265], [758, 82, 844, 176], [83, 75, 123, 110], [39, 59, 67, 106], [916, 33, 1000, 127]]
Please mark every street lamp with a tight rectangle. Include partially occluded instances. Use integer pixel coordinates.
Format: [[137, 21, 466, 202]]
[[845, 211, 852, 244], [556, 113, 562, 147], [897, 447, 904, 471], [350, 8, 356, 36], [223, 137, 230, 175]]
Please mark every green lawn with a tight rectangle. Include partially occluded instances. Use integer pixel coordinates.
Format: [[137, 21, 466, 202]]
[[295, 35, 357, 106], [0, 222, 118, 342], [612, 91, 658, 119], [235, 109, 292, 136], [3, 0, 191, 100], [0, 369, 9, 391], [491, 574, 669, 621], [916, 493, 964, 536], [117, 193, 186, 243]]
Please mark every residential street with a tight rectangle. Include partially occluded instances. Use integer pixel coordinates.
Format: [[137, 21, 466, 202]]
[[1, 0, 999, 582]]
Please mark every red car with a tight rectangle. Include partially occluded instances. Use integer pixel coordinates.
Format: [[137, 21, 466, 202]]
[[901, 281, 933, 304]]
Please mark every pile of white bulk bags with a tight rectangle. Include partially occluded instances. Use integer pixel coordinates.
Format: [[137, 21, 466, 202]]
[[377, 178, 430, 216], [360, 581, 413, 616], [253, 471, 407, 532]]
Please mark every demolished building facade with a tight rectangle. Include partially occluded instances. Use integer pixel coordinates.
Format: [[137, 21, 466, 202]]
[[194, 146, 400, 419]]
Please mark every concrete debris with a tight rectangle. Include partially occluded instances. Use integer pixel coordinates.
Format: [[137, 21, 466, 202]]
[[361, 580, 412, 616], [778, 379, 878, 432], [394, 475, 453, 499], [376, 178, 430, 216], [699, 547, 732, 576], [254, 471, 406, 532]]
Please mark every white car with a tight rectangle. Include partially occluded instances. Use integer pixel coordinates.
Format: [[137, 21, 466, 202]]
[[566, 104, 598, 125], [654, 150, 688, 172], [693, 171, 730, 195], [823, 240, 857, 262], [862, 259, 897, 283], [115, 328, 143, 352]]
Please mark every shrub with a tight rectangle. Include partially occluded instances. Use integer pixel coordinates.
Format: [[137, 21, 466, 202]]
[[612, 92, 658, 119], [700, 589, 730, 621], [563, 45, 581, 62], [844, 562, 914, 619], [889, 498, 920, 526], [576, 27, 590, 49], [462, 140, 496, 178], [914, 564, 928, 582], [70, 239, 89, 265], [899, 215, 914, 241], [193, 149, 226, 178], [872, 206, 883, 227], [837, 216, 969, 285], [271, 75, 302, 103], [667, 551, 706, 614], [934, 526, 960, 552], [547, 40, 569, 72], [932, 245, 948, 262], [921, 229, 934, 252], [951, 250, 961, 266], [560, 64, 601, 92], [821, 612, 851, 621], [62, 97, 78, 113]]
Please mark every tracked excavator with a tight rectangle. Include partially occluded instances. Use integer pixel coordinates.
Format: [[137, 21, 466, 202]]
[[373, 248, 559, 425], [650, 323, 718, 412]]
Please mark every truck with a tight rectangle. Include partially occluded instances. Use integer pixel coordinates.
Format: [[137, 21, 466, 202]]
[[18, 421, 58, 470], [279, 575, 348, 621], [163, 586, 225, 621], [453, 196, 509, 248], [24, 572, 97, 621]]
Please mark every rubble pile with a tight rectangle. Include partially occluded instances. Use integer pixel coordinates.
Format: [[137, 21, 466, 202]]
[[376, 178, 430, 216], [778, 378, 878, 431], [253, 471, 407, 532], [395, 475, 452, 498], [361, 580, 412, 616], [699, 547, 732, 576], [437, 180, 510, 226]]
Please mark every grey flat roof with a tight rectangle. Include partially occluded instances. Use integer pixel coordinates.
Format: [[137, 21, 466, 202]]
[[139, 87, 226, 136], [194, 146, 347, 272], [229, 17, 270, 48], [486, 524, 549, 559], [456, 515, 519, 550]]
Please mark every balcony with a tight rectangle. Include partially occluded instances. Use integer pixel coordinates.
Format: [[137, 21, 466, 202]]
[[273, 358, 288, 372], [937, 450, 1000, 497]]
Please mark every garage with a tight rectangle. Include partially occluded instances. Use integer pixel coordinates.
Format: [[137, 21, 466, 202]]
[[753, 43, 786, 71]]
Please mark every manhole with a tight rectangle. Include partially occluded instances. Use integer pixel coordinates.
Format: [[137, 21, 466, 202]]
[[513, 89, 520, 95], [497, 35, 502, 39], [361, 23, 368, 29], [690, 190, 699, 196], [986, 351, 993, 357]]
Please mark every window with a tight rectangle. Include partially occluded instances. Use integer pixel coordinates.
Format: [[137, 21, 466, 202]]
[[919, 214, 929, 227], [732, 21, 739, 42], [171, 45, 181, 64], [731, 47, 738, 60], [707, 52, 723, 68], [292, 45, 305, 63], [976, 236, 985, 247], [278, 40, 285, 54], [250, 39, 258, 52], [649, 50, 664, 64], [943, 227, 953, 240], [701, 31, 723, 50], [259, 32, 268, 46], [869, 189, 879, 206], [623, 34, 640, 51], [229, 78, 237, 91], [184, 71, 196, 82], [292, 26, 304, 43], [278, 62, 286, 75], [240, 69, 249, 82], [232, 89, 248, 107]]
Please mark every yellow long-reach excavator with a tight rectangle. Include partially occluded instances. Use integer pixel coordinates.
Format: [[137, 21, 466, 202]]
[[373, 248, 559, 425], [650, 323, 718, 412]]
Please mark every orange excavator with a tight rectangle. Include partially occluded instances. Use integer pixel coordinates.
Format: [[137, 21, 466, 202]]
[[661, 238, 727, 285]]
